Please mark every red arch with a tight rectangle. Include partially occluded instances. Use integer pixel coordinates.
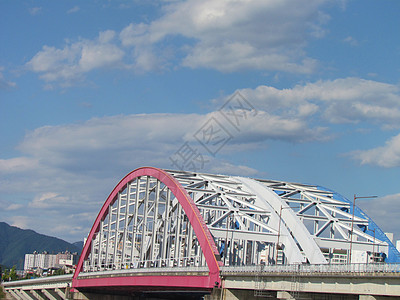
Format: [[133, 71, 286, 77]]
[[72, 167, 222, 290]]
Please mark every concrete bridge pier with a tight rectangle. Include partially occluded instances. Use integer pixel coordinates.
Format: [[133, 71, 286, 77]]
[[207, 288, 264, 300], [359, 296, 391, 300], [207, 288, 396, 300]]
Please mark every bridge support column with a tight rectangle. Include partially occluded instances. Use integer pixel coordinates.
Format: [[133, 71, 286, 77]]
[[207, 288, 272, 300], [30, 290, 45, 300], [69, 291, 132, 300], [20, 290, 35, 300], [54, 288, 65, 299], [359, 296, 389, 300], [41, 289, 58, 300], [9, 290, 23, 300], [277, 291, 297, 299]]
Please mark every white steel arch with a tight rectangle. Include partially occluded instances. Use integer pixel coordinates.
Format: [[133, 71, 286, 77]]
[[168, 170, 389, 266], [80, 168, 390, 275]]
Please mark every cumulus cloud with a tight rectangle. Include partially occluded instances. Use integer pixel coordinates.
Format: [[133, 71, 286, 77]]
[[26, 31, 124, 87], [357, 193, 400, 240], [4, 204, 23, 211], [29, 192, 70, 209], [232, 77, 400, 129], [14, 111, 323, 176], [0, 67, 17, 89], [0, 157, 39, 173], [212, 78, 400, 169], [350, 133, 400, 168], [3, 75, 399, 240], [28, 0, 336, 86], [2, 110, 322, 241], [29, 7, 42, 16], [67, 6, 80, 14], [119, 0, 329, 73], [10, 216, 30, 229], [343, 36, 358, 46]]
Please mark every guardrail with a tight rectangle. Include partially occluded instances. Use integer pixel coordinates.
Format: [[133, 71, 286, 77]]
[[79, 266, 209, 278], [2, 274, 73, 288], [222, 263, 400, 274], [83, 256, 206, 272]]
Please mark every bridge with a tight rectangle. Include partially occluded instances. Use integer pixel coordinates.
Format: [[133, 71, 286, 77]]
[[3, 167, 400, 299]]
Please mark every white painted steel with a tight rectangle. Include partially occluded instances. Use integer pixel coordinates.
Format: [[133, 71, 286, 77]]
[[80, 169, 388, 272], [256, 179, 388, 260], [83, 175, 207, 273], [237, 177, 326, 264], [222, 263, 400, 274]]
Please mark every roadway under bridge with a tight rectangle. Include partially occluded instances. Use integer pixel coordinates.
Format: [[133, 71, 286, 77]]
[[3, 167, 400, 299]]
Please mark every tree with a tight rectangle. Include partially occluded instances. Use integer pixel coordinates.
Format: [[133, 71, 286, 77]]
[[1, 266, 18, 282], [0, 285, 5, 299], [1, 269, 8, 282], [9, 266, 17, 281], [52, 268, 65, 276]]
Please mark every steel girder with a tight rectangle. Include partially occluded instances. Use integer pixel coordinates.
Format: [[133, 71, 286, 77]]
[[74, 167, 392, 285]]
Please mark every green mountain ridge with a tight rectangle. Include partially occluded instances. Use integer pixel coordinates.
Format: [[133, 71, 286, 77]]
[[0, 222, 82, 269]]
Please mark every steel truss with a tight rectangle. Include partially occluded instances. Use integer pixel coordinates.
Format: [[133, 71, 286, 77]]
[[81, 168, 390, 274], [84, 175, 206, 272]]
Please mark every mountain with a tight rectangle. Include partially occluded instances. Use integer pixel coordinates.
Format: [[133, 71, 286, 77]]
[[73, 241, 84, 250], [0, 222, 82, 269]]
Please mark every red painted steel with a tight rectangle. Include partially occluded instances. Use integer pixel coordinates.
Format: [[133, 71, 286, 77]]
[[74, 275, 214, 289], [72, 167, 222, 290]]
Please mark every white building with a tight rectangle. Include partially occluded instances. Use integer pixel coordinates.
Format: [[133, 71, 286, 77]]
[[24, 253, 37, 270], [57, 252, 76, 266], [24, 251, 78, 271]]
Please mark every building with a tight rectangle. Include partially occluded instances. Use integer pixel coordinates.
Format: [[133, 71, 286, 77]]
[[23, 253, 37, 271], [57, 251, 78, 266], [24, 251, 79, 273]]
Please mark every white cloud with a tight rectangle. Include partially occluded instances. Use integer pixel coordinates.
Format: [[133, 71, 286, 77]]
[[0, 157, 39, 173], [29, 192, 70, 208], [0, 67, 17, 89], [357, 193, 400, 241], [343, 36, 358, 46], [233, 77, 400, 128], [119, 0, 330, 73], [28, 0, 335, 86], [181, 43, 317, 73], [67, 6, 80, 14], [10, 216, 30, 229], [26, 31, 124, 87], [0, 109, 326, 240], [4, 204, 23, 211], [3, 73, 400, 240], [350, 133, 400, 168], [207, 161, 259, 176], [29, 7, 42, 16], [16, 112, 322, 173]]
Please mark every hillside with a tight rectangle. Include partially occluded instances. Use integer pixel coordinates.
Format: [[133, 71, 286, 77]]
[[0, 222, 82, 269]]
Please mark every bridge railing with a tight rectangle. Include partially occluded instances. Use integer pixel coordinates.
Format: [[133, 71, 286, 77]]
[[222, 263, 400, 274], [83, 256, 206, 273], [79, 266, 210, 278], [2, 274, 73, 288]]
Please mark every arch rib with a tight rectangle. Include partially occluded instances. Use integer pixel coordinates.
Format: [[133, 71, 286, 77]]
[[237, 177, 327, 264], [73, 167, 221, 289]]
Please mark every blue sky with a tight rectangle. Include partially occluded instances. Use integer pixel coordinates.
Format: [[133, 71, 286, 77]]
[[1, 0, 400, 243]]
